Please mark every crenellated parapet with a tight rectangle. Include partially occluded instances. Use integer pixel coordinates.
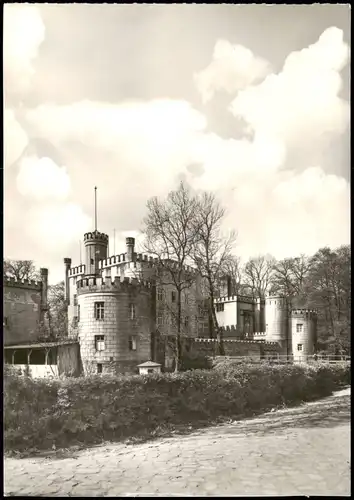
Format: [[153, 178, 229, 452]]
[[215, 294, 256, 304], [291, 309, 317, 319], [99, 253, 197, 275], [193, 338, 278, 346], [84, 230, 109, 243], [4, 276, 42, 291], [77, 276, 153, 295], [69, 265, 86, 277]]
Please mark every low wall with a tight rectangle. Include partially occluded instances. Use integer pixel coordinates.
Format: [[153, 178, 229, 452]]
[[15, 364, 59, 378]]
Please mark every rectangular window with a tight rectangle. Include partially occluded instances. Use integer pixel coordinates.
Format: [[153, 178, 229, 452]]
[[97, 363, 103, 374], [296, 323, 303, 333], [157, 288, 163, 301], [147, 368, 154, 374], [157, 314, 163, 327], [95, 335, 105, 351], [129, 336, 137, 351], [216, 303, 224, 312], [94, 302, 104, 320], [4, 317, 8, 327], [297, 344, 303, 351], [171, 291, 176, 302], [91, 258, 94, 265], [77, 305, 80, 322], [73, 294, 78, 306], [184, 316, 189, 328], [130, 303, 136, 320]]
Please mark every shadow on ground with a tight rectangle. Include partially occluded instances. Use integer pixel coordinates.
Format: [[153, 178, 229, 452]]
[[6, 390, 350, 461]]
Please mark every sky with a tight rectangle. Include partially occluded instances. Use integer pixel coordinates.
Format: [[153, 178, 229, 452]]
[[4, 4, 351, 284]]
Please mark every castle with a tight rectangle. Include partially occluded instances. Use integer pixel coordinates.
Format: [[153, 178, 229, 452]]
[[63, 229, 318, 374]]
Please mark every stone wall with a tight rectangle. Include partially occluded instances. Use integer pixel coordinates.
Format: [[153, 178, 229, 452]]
[[4, 283, 42, 346], [77, 282, 153, 375]]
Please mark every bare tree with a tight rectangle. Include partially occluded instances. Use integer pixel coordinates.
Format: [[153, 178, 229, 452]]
[[192, 191, 237, 354], [142, 181, 199, 372], [3, 259, 40, 281], [243, 255, 276, 298], [222, 255, 242, 295]]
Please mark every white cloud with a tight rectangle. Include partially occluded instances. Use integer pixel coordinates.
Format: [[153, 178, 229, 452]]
[[4, 20, 349, 281], [16, 156, 71, 201], [4, 110, 29, 168], [194, 39, 271, 103], [230, 27, 350, 152], [26, 203, 92, 252], [4, 4, 45, 98]]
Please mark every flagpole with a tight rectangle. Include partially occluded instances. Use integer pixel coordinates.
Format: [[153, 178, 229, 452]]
[[94, 186, 97, 231]]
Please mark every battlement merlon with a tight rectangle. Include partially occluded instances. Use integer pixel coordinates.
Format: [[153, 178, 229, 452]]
[[98, 253, 197, 275], [4, 276, 42, 291], [192, 338, 278, 345], [215, 294, 256, 304], [84, 230, 109, 243], [69, 265, 86, 277], [291, 309, 318, 317], [77, 276, 154, 295]]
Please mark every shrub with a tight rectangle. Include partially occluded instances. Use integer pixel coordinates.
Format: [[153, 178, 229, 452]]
[[4, 361, 350, 453]]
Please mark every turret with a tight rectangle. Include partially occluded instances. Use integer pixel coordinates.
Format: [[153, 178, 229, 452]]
[[126, 237, 135, 262], [265, 295, 289, 354], [291, 309, 317, 362], [63, 258, 71, 304], [84, 230, 109, 275], [40, 267, 49, 311]]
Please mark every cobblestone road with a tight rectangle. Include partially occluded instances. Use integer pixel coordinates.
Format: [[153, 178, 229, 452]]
[[5, 388, 350, 497]]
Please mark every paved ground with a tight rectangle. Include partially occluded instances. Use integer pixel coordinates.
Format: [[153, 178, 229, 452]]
[[5, 387, 351, 497]]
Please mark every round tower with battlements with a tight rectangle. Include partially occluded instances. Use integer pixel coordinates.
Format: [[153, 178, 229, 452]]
[[84, 230, 109, 276], [77, 276, 155, 375], [291, 309, 317, 362], [265, 295, 289, 354]]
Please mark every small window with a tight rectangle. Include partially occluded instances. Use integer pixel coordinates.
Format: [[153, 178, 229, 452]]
[[73, 294, 78, 306], [297, 344, 303, 352], [157, 288, 163, 301], [78, 305, 80, 322], [216, 303, 224, 312], [130, 303, 136, 320], [94, 302, 104, 320], [184, 316, 189, 328], [97, 363, 103, 374], [296, 323, 303, 333], [157, 314, 163, 327], [147, 368, 154, 374], [95, 335, 105, 351], [171, 291, 176, 302], [91, 258, 94, 265], [4, 317, 8, 327], [129, 336, 137, 351]]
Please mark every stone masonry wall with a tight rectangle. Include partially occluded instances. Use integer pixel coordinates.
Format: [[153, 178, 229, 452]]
[[4, 284, 42, 346], [78, 287, 152, 375]]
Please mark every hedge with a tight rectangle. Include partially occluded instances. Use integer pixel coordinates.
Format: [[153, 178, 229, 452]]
[[4, 362, 350, 453]]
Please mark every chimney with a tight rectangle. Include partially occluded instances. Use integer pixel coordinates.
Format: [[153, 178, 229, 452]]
[[126, 237, 135, 262], [64, 258, 72, 303], [40, 268, 49, 310]]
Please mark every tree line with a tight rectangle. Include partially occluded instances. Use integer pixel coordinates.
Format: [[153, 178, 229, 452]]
[[4, 182, 350, 368]]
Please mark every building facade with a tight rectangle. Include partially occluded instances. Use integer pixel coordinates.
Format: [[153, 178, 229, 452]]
[[4, 268, 49, 346], [63, 228, 317, 374], [65, 230, 204, 374]]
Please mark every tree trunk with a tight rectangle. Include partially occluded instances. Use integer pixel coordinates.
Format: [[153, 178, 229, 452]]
[[174, 290, 182, 373]]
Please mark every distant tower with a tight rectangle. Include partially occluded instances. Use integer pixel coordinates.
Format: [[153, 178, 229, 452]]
[[84, 231, 109, 276], [265, 295, 289, 355], [291, 309, 317, 362], [126, 237, 135, 262]]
